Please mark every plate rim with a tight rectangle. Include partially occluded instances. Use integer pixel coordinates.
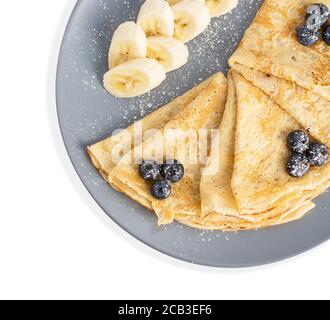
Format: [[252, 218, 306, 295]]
[[55, 0, 330, 268]]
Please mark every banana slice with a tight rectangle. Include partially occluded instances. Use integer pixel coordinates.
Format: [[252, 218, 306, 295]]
[[103, 58, 166, 98], [172, 0, 211, 43], [205, 0, 238, 18], [108, 22, 147, 69], [167, 0, 181, 4], [137, 0, 174, 37], [147, 36, 189, 72]]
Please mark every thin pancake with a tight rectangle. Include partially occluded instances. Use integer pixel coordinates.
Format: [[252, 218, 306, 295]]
[[198, 71, 316, 231], [231, 72, 330, 215], [181, 202, 315, 231], [231, 63, 330, 147], [200, 72, 238, 218], [109, 73, 228, 225], [229, 0, 330, 101]]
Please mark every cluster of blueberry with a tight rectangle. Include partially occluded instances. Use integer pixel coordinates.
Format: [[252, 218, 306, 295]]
[[296, 3, 330, 46], [286, 131, 329, 178], [138, 159, 184, 199]]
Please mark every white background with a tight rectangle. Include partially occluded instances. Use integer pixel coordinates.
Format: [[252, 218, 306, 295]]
[[0, 0, 330, 300]]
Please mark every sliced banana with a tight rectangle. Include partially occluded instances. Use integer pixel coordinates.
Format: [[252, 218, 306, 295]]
[[172, 0, 211, 43], [137, 0, 175, 37], [108, 22, 147, 69], [103, 58, 166, 98], [147, 36, 189, 72], [205, 0, 238, 18]]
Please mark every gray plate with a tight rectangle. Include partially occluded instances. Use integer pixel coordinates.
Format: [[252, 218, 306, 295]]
[[56, 0, 330, 268]]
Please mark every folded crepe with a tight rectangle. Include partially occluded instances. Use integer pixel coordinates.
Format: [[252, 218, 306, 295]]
[[200, 72, 238, 219], [231, 64, 330, 148], [88, 75, 216, 181], [106, 73, 228, 225], [188, 71, 315, 231], [231, 72, 330, 217], [229, 0, 330, 102], [181, 201, 315, 231]]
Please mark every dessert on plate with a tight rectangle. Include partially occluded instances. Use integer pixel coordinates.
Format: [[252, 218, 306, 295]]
[[88, 0, 330, 231]]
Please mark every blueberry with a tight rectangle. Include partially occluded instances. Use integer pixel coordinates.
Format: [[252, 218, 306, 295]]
[[138, 160, 160, 181], [307, 143, 329, 166], [287, 130, 310, 153], [307, 4, 330, 28], [160, 160, 184, 183], [296, 25, 321, 46], [307, 5, 324, 30], [151, 180, 172, 200], [286, 153, 310, 178], [323, 25, 330, 45]]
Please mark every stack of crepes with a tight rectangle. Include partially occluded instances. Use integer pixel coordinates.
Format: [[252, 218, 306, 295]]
[[88, 0, 330, 231]]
